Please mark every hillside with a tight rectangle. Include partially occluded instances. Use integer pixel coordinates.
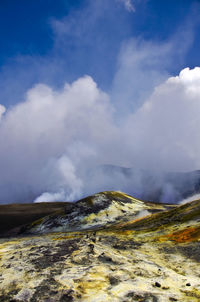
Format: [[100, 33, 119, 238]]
[[0, 191, 200, 301], [23, 191, 175, 235], [0, 202, 68, 237]]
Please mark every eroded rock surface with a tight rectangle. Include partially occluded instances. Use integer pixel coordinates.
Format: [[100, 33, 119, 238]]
[[24, 191, 174, 234], [0, 191, 200, 301]]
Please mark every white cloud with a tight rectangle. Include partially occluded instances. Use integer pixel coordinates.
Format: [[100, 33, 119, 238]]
[[124, 67, 200, 172], [1, 67, 200, 203], [119, 0, 135, 12], [34, 191, 66, 203], [0, 105, 6, 120], [180, 193, 200, 204], [0, 76, 117, 203], [111, 39, 172, 116]]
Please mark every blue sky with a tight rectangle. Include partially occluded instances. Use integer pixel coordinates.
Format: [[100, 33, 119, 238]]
[[0, 0, 200, 108], [1, 0, 200, 203]]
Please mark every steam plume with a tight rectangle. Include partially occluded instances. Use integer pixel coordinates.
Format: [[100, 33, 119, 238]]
[[0, 68, 200, 203]]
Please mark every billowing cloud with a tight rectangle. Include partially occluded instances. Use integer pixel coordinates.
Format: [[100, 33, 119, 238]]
[[0, 76, 117, 203], [124, 67, 200, 172], [1, 67, 200, 203], [180, 193, 200, 204]]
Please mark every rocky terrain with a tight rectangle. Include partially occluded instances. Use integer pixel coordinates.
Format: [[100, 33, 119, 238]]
[[0, 191, 200, 301]]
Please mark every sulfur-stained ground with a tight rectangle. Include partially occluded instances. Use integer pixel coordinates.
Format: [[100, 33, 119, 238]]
[[0, 191, 200, 301]]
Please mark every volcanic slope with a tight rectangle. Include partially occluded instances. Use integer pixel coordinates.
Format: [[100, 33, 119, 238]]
[[0, 191, 200, 302], [24, 191, 174, 234]]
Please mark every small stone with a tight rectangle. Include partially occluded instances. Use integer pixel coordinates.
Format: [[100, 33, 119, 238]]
[[186, 283, 191, 286], [109, 276, 119, 285], [88, 243, 94, 253], [155, 282, 161, 287]]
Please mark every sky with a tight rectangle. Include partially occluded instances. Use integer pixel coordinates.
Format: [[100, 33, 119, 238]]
[[0, 0, 200, 203], [0, 0, 200, 107]]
